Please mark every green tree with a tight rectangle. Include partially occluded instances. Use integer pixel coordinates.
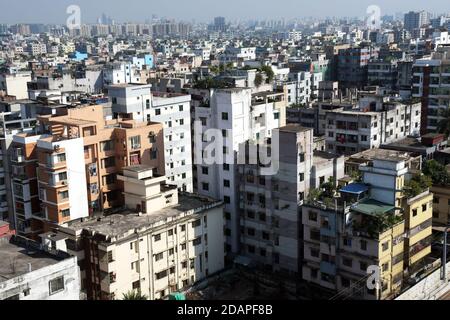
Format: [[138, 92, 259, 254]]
[[423, 160, 450, 185], [254, 73, 263, 87], [260, 65, 274, 83], [122, 290, 148, 300], [404, 174, 432, 198]]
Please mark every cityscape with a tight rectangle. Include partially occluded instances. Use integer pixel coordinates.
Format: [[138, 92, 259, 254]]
[[1, 1, 450, 304]]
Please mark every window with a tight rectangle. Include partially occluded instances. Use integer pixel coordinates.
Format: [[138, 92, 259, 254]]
[[180, 225, 186, 232], [262, 232, 269, 240], [155, 252, 163, 261], [259, 212, 266, 221], [61, 209, 70, 218], [422, 204, 427, 212], [181, 243, 187, 251], [247, 245, 255, 254], [360, 240, 367, 251], [382, 263, 389, 272], [341, 277, 351, 288], [59, 190, 69, 199], [169, 248, 175, 255], [179, 119, 184, 125], [309, 211, 318, 221], [382, 241, 389, 252], [299, 173, 304, 182], [224, 196, 230, 204], [247, 228, 255, 236], [102, 157, 115, 168], [193, 237, 202, 246], [202, 183, 209, 191], [154, 234, 161, 241], [360, 261, 368, 271], [155, 109, 161, 115], [299, 153, 305, 162], [192, 220, 201, 228], [223, 163, 230, 171], [155, 270, 167, 280], [343, 257, 353, 267], [202, 167, 209, 175], [129, 136, 141, 149], [413, 209, 418, 217], [222, 112, 229, 120], [168, 229, 174, 236], [49, 276, 64, 295], [101, 140, 114, 151], [224, 180, 230, 188], [311, 268, 318, 279], [343, 238, 352, 247], [179, 105, 184, 112], [310, 248, 320, 258]]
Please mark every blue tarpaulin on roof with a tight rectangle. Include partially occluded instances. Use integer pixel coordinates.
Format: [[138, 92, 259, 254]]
[[340, 183, 369, 195]]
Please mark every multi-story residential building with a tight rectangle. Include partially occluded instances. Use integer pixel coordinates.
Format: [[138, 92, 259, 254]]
[[404, 11, 430, 33], [287, 100, 352, 136], [0, 230, 81, 300], [368, 59, 399, 90], [8, 103, 165, 235], [302, 152, 433, 300], [337, 46, 379, 89], [412, 46, 450, 134], [192, 87, 287, 256], [108, 84, 193, 192], [325, 96, 421, 155], [238, 125, 344, 275], [431, 183, 450, 226], [219, 47, 256, 64], [48, 165, 224, 300], [0, 70, 32, 99]]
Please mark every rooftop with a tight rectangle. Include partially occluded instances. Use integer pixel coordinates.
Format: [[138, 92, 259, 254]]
[[0, 237, 68, 282], [279, 124, 312, 133], [347, 148, 413, 163], [352, 199, 395, 217], [65, 194, 223, 240]]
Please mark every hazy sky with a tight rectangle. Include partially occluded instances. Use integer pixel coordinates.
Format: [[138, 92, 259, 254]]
[[0, 0, 448, 24]]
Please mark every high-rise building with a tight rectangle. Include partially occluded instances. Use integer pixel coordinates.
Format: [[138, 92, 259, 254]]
[[237, 125, 344, 275], [404, 11, 430, 32], [108, 84, 194, 192], [191, 87, 287, 256], [412, 46, 450, 134]]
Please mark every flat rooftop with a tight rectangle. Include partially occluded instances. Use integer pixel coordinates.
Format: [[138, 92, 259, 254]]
[[0, 237, 67, 282], [66, 194, 223, 239], [352, 199, 395, 216], [279, 124, 312, 133], [347, 148, 414, 163]]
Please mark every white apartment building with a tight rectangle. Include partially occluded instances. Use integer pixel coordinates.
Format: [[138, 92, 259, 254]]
[[325, 97, 421, 155], [0, 71, 32, 99], [192, 87, 287, 254], [108, 84, 193, 192], [51, 165, 224, 300], [219, 47, 256, 63], [287, 71, 311, 105]]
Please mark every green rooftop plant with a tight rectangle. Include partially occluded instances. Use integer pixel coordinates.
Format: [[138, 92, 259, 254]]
[[404, 174, 432, 199]]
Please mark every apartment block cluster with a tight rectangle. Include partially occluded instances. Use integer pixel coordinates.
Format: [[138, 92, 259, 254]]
[[0, 10, 450, 300]]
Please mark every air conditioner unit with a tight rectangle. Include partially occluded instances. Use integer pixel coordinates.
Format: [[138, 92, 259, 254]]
[[61, 180, 68, 185]]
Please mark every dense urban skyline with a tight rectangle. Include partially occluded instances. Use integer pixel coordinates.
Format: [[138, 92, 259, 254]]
[[0, 0, 449, 24]]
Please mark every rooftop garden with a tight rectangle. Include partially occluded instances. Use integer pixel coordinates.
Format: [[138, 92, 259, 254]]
[[352, 213, 404, 238], [403, 173, 432, 199]]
